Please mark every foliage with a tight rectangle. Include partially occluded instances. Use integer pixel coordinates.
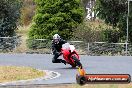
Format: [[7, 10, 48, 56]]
[[72, 20, 121, 43], [0, 0, 22, 37], [103, 28, 121, 43], [81, 0, 90, 12], [29, 0, 85, 40], [95, 0, 132, 42], [72, 21, 105, 42], [95, 0, 127, 27], [20, 0, 35, 26]]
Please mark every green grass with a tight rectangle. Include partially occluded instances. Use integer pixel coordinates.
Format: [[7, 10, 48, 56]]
[[0, 66, 45, 83]]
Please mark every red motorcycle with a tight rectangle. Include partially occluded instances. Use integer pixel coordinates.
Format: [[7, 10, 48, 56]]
[[61, 43, 82, 68]]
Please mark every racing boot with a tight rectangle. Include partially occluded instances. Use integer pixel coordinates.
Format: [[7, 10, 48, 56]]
[[60, 59, 67, 65]]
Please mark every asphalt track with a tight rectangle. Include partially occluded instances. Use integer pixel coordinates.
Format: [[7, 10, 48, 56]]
[[0, 54, 132, 86]]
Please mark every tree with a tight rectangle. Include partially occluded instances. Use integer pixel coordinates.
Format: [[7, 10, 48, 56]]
[[81, 0, 90, 10], [82, 0, 96, 19], [0, 0, 22, 37], [95, 0, 127, 27], [95, 0, 132, 42], [29, 0, 85, 40], [129, 2, 132, 42], [20, 0, 36, 26]]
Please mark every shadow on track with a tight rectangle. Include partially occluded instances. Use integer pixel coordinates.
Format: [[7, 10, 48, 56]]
[[57, 67, 78, 70]]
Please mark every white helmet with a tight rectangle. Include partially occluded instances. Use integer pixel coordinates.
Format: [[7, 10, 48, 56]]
[[53, 34, 61, 44]]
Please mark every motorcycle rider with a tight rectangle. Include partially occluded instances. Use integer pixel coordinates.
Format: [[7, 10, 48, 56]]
[[51, 34, 67, 65]]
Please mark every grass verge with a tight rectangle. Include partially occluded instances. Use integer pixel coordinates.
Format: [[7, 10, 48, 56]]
[[0, 66, 45, 83], [13, 25, 30, 53]]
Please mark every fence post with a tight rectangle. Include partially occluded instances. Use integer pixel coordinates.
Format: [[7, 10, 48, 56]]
[[125, 41, 128, 56], [87, 42, 90, 55]]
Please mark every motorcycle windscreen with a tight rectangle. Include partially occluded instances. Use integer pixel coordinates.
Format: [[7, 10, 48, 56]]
[[69, 45, 75, 52], [62, 43, 70, 50]]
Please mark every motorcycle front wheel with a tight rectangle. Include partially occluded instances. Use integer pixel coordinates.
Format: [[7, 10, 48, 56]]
[[72, 55, 82, 69]]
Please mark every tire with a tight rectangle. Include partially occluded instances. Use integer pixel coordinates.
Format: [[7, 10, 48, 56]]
[[72, 55, 82, 68], [71, 64, 76, 68], [76, 75, 86, 85]]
